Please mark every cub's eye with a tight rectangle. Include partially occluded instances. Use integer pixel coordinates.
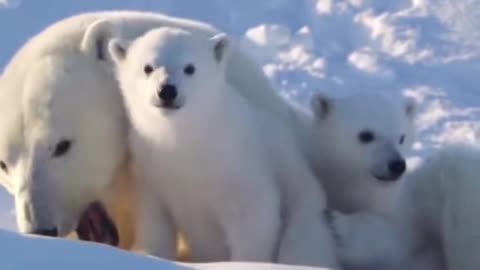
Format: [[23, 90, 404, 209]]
[[53, 140, 72, 158], [144, 65, 154, 76], [358, 130, 375, 144], [0, 161, 8, 174], [184, 64, 195, 76], [399, 135, 406, 145]]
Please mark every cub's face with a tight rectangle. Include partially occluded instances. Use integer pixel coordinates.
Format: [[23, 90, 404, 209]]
[[311, 93, 416, 182], [109, 28, 230, 113]]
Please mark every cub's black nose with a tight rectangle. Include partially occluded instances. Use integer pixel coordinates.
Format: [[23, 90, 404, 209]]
[[388, 159, 406, 176], [31, 227, 58, 237], [158, 84, 178, 102]]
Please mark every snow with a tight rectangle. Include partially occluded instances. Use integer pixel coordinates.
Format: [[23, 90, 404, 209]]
[[0, 0, 479, 267], [0, 0, 19, 9], [0, 229, 325, 270]]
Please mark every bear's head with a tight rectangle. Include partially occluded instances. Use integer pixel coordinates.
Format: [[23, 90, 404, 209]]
[[310, 92, 416, 183], [0, 19, 126, 244], [108, 27, 230, 114]]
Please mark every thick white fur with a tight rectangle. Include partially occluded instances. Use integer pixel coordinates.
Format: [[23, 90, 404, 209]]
[[110, 27, 338, 268], [0, 10, 342, 267], [0, 10, 287, 253], [308, 93, 416, 215], [112, 28, 280, 262], [334, 144, 480, 270]]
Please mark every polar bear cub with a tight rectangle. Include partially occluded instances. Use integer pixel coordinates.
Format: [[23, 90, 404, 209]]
[[309, 92, 416, 214], [108, 28, 282, 262], [331, 144, 480, 270]]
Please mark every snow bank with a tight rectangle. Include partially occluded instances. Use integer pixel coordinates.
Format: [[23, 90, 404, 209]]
[[0, 0, 479, 238], [0, 230, 327, 270]]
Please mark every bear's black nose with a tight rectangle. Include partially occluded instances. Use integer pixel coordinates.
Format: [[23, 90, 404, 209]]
[[31, 227, 58, 237], [158, 84, 178, 102], [388, 159, 406, 177]]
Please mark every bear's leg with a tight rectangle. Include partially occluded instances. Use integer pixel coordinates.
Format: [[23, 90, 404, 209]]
[[275, 154, 339, 268], [137, 182, 177, 260], [221, 182, 281, 262], [278, 210, 339, 268]]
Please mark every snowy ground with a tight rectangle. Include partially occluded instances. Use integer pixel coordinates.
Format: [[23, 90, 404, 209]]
[[0, 229, 326, 270], [0, 0, 479, 267]]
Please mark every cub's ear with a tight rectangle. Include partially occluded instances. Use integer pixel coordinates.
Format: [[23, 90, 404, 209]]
[[210, 33, 231, 63], [80, 19, 118, 61], [310, 92, 333, 120], [404, 97, 416, 121], [107, 38, 129, 64]]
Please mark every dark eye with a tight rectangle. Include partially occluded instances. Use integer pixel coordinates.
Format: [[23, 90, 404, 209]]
[[399, 135, 405, 145], [144, 65, 153, 76], [0, 161, 8, 174], [184, 64, 195, 76], [53, 140, 72, 158], [358, 130, 375, 144]]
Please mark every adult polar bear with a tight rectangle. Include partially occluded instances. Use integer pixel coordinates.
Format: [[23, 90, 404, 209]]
[[0, 10, 337, 267]]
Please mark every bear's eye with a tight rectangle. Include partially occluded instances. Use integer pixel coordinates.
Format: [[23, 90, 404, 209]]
[[144, 65, 154, 76], [53, 139, 72, 158], [0, 161, 8, 174], [184, 64, 195, 76], [399, 135, 406, 145], [358, 130, 375, 144]]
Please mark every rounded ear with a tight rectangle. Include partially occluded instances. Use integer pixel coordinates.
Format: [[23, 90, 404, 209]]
[[310, 92, 333, 120], [80, 19, 117, 61], [404, 97, 416, 121], [107, 38, 129, 64], [210, 33, 230, 63]]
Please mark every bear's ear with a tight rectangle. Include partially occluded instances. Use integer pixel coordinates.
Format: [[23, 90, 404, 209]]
[[107, 39, 129, 64], [80, 19, 117, 61], [210, 33, 230, 63], [404, 97, 416, 120], [310, 92, 333, 120]]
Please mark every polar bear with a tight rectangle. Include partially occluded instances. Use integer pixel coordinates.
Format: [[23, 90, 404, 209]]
[[308, 92, 416, 215], [0, 10, 288, 256], [0, 10, 338, 266], [0, 44, 136, 248], [107, 27, 338, 267], [329, 144, 480, 270], [108, 27, 280, 262]]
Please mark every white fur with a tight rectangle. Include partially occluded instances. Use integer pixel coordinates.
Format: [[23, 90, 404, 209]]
[[0, 11, 286, 242], [111, 28, 280, 262], [0, 11, 343, 267], [110, 27, 338, 268], [301, 92, 419, 270], [0, 79, 23, 195], [331, 211, 408, 270], [308, 92, 416, 215], [334, 144, 480, 270]]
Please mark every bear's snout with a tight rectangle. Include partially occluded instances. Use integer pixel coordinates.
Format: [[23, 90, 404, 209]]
[[158, 84, 178, 102], [388, 158, 406, 178]]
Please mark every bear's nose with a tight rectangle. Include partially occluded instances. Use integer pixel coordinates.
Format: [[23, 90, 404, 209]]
[[30, 227, 58, 237], [388, 159, 406, 177], [158, 84, 178, 102]]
